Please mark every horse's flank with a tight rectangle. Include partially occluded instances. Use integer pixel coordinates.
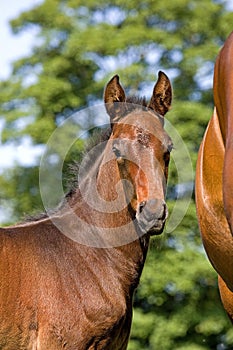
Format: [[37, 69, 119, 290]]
[[196, 31, 233, 322]]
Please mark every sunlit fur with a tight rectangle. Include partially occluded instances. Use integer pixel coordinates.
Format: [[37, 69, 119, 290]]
[[0, 72, 172, 349], [196, 32, 233, 322]]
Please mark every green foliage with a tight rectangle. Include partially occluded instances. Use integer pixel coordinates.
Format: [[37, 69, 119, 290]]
[[0, 165, 43, 223], [129, 202, 233, 349], [1, 0, 232, 143], [1, 0, 233, 348]]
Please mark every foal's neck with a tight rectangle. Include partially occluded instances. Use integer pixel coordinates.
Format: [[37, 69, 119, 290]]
[[64, 143, 150, 285], [110, 236, 150, 295]]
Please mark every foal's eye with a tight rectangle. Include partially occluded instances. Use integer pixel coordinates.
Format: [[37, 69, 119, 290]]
[[167, 143, 174, 153], [112, 146, 121, 158], [112, 145, 124, 164]]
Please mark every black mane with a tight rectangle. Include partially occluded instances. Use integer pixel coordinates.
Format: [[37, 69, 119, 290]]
[[126, 95, 148, 107]]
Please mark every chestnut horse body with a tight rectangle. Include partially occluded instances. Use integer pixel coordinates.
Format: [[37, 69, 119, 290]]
[[196, 32, 233, 321], [0, 72, 172, 349]]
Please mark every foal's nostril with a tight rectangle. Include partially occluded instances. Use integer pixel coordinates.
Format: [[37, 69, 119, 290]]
[[140, 199, 167, 220], [136, 199, 168, 235], [139, 201, 146, 213]]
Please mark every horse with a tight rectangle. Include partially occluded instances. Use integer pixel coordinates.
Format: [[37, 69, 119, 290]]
[[196, 31, 233, 322], [0, 71, 173, 349]]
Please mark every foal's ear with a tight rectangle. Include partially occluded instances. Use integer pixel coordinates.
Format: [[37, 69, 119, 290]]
[[148, 71, 172, 117], [104, 75, 126, 122]]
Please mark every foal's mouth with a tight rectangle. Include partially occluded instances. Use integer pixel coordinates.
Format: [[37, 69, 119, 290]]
[[147, 218, 166, 235], [136, 199, 168, 236]]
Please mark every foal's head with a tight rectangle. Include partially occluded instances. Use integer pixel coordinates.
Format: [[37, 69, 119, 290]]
[[104, 72, 172, 235]]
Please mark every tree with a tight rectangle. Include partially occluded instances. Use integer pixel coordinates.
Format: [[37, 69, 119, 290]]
[[1, 0, 233, 348], [1, 0, 231, 216], [2, 0, 232, 138]]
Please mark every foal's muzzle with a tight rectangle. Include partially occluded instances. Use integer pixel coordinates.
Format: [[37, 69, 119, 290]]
[[136, 199, 168, 235]]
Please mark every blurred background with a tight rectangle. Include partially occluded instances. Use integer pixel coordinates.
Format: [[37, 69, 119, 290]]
[[1, 0, 233, 348]]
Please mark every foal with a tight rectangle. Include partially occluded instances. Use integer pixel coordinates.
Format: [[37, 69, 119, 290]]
[[0, 71, 172, 349]]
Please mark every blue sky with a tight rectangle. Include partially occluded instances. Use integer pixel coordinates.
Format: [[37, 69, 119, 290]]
[[0, 0, 43, 169], [0, 0, 42, 79], [0, 0, 43, 222]]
